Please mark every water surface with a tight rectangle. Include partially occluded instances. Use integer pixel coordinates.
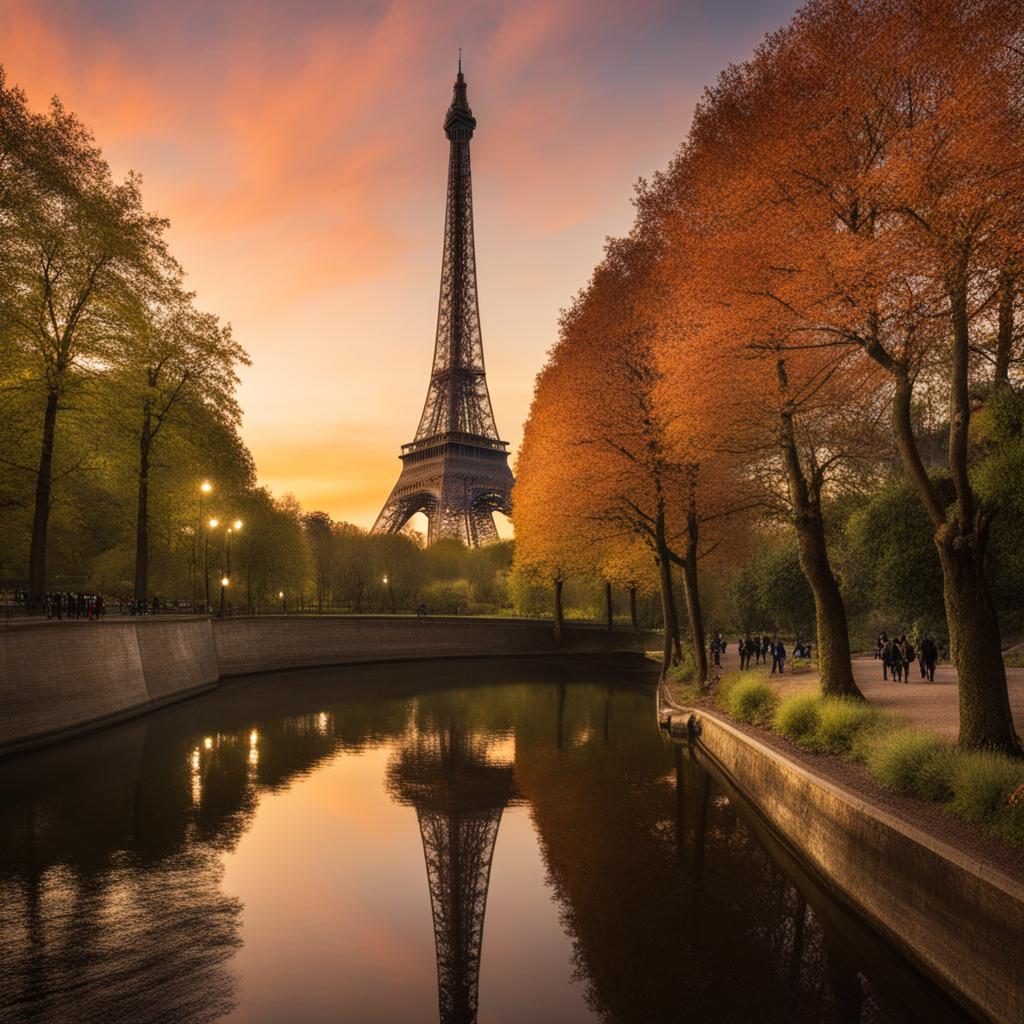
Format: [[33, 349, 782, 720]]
[[0, 657, 969, 1023]]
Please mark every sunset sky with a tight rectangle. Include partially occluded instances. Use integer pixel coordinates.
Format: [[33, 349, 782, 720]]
[[1, 0, 799, 528]]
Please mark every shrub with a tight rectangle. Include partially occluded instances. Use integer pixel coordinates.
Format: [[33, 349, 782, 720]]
[[719, 674, 778, 727], [948, 751, 1024, 825], [990, 784, 1024, 846], [774, 692, 822, 743], [810, 698, 880, 754], [863, 728, 954, 801]]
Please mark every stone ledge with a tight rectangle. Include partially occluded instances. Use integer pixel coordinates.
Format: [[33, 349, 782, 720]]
[[669, 707, 1023, 1024]]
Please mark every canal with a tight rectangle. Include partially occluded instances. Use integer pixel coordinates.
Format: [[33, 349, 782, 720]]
[[0, 656, 970, 1023]]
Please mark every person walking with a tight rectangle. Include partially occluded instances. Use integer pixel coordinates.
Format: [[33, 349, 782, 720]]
[[916, 633, 928, 679], [921, 635, 937, 682], [881, 637, 892, 680], [890, 637, 903, 682], [711, 636, 722, 668], [774, 638, 787, 675], [901, 635, 916, 684]]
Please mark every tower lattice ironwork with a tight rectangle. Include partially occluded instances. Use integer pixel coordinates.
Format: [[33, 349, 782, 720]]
[[387, 723, 516, 1024], [372, 59, 513, 546]]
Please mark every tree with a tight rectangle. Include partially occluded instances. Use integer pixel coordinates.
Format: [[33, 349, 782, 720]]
[[103, 286, 248, 599], [0, 86, 170, 595], [690, 0, 1024, 750]]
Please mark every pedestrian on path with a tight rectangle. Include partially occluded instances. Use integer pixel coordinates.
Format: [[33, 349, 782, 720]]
[[920, 635, 937, 682]]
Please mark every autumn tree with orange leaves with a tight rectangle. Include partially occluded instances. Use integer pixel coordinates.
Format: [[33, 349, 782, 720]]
[[649, 0, 1023, 751], [515, 234, 747, 682]]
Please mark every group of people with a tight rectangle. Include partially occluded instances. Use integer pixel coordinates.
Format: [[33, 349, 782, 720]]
[[11, 591, 193, 620], [875, 632, 940, 683], [37, 591, 106, 620], [709, 633, 802, 675]]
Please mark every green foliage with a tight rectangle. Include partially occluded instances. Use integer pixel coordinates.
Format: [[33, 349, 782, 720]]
[[948, 751, 1024, 824], [717, 673, 778, 727], [840, 477, 945, 631], [422, 578, 473, 614], [812, 698, 881, 754], [862, 728, 954, 801], [730, 540, 814, 636], [760, 686, 1023, 845], [774, 692, 822, 743]]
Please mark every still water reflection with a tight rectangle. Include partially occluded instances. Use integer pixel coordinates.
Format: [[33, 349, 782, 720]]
[[0, 657, 968, 1023]]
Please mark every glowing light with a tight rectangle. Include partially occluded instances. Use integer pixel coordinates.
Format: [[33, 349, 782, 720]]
[[203, 736, 213, 750], [233, 519, 243, 530], [278, 590, 284, 598], [200, 481, 212, 494], [382, 575, 389, 585], [221, 576, 230, 587], [248, 728, 259, 768], [318, 711, 328, 735], [209, 517, 219, 528], [190, 747, 202, 805]]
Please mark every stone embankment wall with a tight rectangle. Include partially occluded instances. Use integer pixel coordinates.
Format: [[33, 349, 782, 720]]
[[0, 615, 643, 755], [670, 708, 1024, 1024]]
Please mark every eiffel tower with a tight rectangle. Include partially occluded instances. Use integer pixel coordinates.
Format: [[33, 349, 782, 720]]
[[387, 722, 516, 1024], [372, 58, 514, 546]]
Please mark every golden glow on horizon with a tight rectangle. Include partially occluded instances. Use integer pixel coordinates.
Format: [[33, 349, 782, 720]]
[[0, 1, 793, 527]]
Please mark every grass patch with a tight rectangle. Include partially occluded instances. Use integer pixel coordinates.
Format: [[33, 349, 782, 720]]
[[862, 728, 954, 801], [812, 698, 882, 754], [716, 672, 778, 727], [774, 692, 821, 743], [712, 672, 1024, 847]]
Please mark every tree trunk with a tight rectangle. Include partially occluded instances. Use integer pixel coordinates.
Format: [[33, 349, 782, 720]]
[[133, 415, 152, 602], [777, 361, 861, 698], [27, 391, 59, 598], [654, 507, 682, 677], [938, 538, 1019, 752], [604, 581, 613, 631], [993, 268, 1015, 386], [679, 536, 708, 685], [553, 577, 564, 642], [936, 276, 1020, 753], [629, 585, 638, 631]]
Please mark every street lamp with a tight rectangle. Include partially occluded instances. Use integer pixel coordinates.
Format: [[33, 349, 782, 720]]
[[220, 575, 230, 614], [383, 574, 396, 614], [224, 521, 242, 613], [194, 481, 213, 608], [278, 590, 286, 613], [204, 518, 220, 613]]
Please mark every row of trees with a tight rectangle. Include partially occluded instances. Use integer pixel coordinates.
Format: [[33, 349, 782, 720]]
[[514, 0, 1024, 754], [0, 68, 250, 601]]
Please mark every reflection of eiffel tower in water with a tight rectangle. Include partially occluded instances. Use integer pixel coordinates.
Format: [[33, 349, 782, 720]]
[[387, 723, 516, 1024]]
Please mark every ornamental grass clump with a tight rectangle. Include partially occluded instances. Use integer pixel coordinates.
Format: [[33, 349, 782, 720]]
[[947, 750, 1024, 840], [809, 698, 880, 754], [862, 728, 954, 802], [718, 673, 778, 727], [774, 692, 821, 743]]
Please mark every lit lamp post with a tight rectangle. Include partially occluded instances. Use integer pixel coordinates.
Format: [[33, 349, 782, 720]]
[[383, 574, 396, 614], [204, 518, 219, 613], [278, 590, 286, 614], [194, 481, 212, 608], [224, 520, 242, 614]]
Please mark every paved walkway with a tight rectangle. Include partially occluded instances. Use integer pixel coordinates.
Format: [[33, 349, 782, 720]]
[[712, 646, 1024, 740]]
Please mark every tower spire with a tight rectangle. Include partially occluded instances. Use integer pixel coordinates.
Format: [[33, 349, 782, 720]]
[[372, 65, 514, 546]]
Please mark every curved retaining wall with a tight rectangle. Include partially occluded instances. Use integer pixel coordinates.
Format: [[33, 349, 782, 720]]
[[669, 708, 1024, 1024], [0, 615, 644, 756]]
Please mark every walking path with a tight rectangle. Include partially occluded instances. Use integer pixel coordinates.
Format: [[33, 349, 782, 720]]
[[711, 646, 1024, 739]]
